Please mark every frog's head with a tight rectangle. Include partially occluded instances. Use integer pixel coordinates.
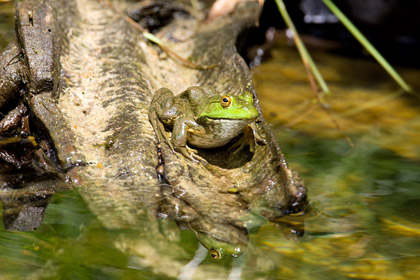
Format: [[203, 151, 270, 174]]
[[199, 91, 259, 120], [195, 231, 247, 259]]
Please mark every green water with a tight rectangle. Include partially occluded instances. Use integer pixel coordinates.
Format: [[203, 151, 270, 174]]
[[0, 2, 14, 50], [1, 2, 420, 279]]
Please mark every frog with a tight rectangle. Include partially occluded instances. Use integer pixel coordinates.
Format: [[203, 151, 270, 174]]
[[148, 86, 263, 162], [195, 231, 247, 259]]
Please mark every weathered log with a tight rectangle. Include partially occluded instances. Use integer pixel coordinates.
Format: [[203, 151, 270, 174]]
[[0, 0, 307, 263]]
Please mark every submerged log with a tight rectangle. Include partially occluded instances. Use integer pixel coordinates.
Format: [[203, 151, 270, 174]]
[[0, 0, 307, 262]]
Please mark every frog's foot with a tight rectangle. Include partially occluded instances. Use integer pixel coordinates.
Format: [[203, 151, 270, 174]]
[[230, 124, 264, 154], [229, 135, 248, 154], [250, 122, 266, 146], [176, 145, 207, 164], [171, 117, 206, 162]]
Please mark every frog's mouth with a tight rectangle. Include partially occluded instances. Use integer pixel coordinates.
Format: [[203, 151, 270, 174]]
[[204, 117, 255, 123], [200, 106, 259, 120]]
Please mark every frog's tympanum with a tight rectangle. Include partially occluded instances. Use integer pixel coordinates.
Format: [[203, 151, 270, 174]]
[[148, 86, 262, 161]]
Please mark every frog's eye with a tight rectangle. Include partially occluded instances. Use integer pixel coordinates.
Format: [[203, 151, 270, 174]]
[[209, 248, 221, 260], [220, 96, 232, 108]]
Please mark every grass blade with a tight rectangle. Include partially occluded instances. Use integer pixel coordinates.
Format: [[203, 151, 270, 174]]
[[323, 0, 415, 95], [275, 0, 330, 96]]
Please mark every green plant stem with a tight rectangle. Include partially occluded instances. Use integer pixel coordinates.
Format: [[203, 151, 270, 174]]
[[275, 0, 330, 96], [323, 0, 414, 95], [275, 0, 357, 147]]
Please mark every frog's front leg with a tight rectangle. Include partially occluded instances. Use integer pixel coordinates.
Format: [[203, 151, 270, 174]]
[[171, 117, 206, 162]]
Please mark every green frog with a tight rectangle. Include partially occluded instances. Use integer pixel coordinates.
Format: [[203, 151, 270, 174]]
[[195, 231, 247, 259], [148, 86, 262, 162]]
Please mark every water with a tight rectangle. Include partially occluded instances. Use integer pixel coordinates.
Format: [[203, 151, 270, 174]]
[[1, 2, 420, 279], [0, 1, 14, 50], [251, 42, 420, 279]]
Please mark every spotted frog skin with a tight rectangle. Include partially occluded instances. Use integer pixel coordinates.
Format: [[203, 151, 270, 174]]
[[148, 86, 262, 162]]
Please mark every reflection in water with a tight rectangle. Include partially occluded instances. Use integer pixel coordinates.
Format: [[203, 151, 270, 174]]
[[228, 257, 245, 280], [0, 169, 71, 231], [179, 242, 248, 280], [155, 141, 306, 261], [178, 244, 208, 280], [1, 186, 50, 231]]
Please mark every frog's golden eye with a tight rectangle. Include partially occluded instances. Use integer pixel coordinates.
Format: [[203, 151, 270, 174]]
[[220, 96, 232, 108], [209, 248, 221, 260]]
